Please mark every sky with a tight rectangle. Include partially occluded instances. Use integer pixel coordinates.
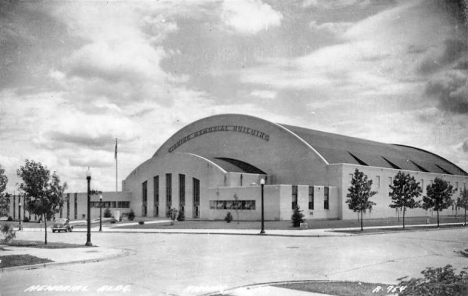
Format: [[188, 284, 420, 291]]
[[0, 0, 467, 193]]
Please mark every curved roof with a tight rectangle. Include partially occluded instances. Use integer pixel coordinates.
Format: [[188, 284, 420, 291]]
[[279, 124, 468, 176]]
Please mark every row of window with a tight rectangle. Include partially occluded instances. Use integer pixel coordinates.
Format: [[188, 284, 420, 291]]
[[292, 186, 330, 211], [209, 200, 256, 210], [354, 174, 467, 195], [143, 174, 200, 218], [89, 201, 130, 208]]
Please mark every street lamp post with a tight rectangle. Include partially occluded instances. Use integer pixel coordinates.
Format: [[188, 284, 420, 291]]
[[85, 168, 92, 246], [260, 178, 265, 234], [19, 202, 22, 231], [99, 194, 103, 232]]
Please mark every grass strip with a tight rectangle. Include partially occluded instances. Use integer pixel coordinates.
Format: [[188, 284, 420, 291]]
[[0, 254, 53, 268]]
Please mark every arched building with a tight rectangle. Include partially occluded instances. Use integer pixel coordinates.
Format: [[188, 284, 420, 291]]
[[13, 114, 463, 221], [121, 114, 468, 221]]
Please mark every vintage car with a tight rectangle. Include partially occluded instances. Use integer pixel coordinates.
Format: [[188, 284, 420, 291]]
[[51, 218, 73, 233]]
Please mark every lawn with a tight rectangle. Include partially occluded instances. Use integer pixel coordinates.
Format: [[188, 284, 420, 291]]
[[274, 281, 403, 296], [4, 240, 89, 249], [115, 216, 465, 230], [0, 254, 53, 268]]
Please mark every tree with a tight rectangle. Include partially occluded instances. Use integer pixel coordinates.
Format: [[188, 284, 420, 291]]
[[0, 165, 9, 217], [422, 178, 455, 228], [104, 207, 112, 218], [398, 265, 468, 296], [291, 205, 305, 227], [458, 187, 468, 226], [16, 160, 67, 245], [389, 171, 422, 229], [346, 169, 377, 231]]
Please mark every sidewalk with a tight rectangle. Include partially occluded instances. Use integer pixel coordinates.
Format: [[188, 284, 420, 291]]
[[16, 221, 464, 237], [0, 244, 132, 273]]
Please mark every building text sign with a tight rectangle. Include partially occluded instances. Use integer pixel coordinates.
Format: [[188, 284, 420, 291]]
[[168, 125, 270, 152]]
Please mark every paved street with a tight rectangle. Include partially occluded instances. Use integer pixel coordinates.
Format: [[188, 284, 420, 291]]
[[1, 228, 468, 296]]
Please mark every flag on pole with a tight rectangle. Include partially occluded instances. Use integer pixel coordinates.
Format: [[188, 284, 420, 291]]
[[114, 138, 118, 160]]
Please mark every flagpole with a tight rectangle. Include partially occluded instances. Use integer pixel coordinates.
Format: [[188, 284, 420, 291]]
[[115, 138, 118, 192]]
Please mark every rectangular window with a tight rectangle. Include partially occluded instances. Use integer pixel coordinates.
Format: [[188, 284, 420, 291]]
[[179, 174, 185, 207], [142, 181, 148, 217], [13, 194, 16, 220], [66, 193, 70, 219], [324, 187, 329, 210], [209, 200, 256, 210], [153, 176, 159, 217], [166, 174, 172, 217], [74, 193, 78, 220], [292, 185, 298, 209], [308, 186, 314, 210], [193, 178, 200, 218], [375, 176, 380, 189]]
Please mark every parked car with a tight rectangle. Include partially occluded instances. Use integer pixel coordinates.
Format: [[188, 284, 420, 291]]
[[52, 218, 73, 233]]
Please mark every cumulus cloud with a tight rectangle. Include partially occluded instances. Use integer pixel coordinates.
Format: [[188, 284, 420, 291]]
[[309, 21, 353, 36], [221, 0, 283, 35], [462, 139, 468, 153], [418, 39, 468, 74], [425, 70, 468, 113], [250, 90, 277, 99], [302, 0, 368, 9]]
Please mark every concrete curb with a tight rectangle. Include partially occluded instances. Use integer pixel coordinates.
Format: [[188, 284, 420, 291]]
[[202, 279, 391, 296], [0, 247, 135, 273], [71, 229, 353, 237]]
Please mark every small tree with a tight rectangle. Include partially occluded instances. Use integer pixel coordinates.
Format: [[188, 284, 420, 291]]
[[17, 160, 67, 245], [225, 211, 233, 223], [422, 178, 455, 227], [169, 208, 178, 225], [1, 223, 16, 244], [458, 187, 468, 226], [177, 210, 185, 221], [0, 165, 9, 217], [128, 209, 135, 221], [398, 265, 468, 296], [389, 171, 422, 229], [104, 207, 112, 218], [346, 169, 377, 231], [291, 205, 305, 227]]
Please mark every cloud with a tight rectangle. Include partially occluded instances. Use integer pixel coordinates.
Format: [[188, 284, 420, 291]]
[[250, 90, 277, 99], [221, 0, 283, 35], [418, 39, 468, 74], [462, 139, 468, 153], [425, 70, 468, 113], [309, 21, 353, 36], [302, 0, 368, 9]]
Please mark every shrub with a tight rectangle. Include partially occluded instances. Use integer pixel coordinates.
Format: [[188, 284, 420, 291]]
[[291, 205, 305, 227], [23, 217, 30, 223], [128, 209, 135, 221], [7, 216, 13, 221], [169, 208, 178, 225], [225, 212, 233, 223], [138, 221, 144, 225], [398, 264, 468, 296], [104, 207, 112, 218], [1, 223, 16, 244], [177, 210, 185, 221]]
